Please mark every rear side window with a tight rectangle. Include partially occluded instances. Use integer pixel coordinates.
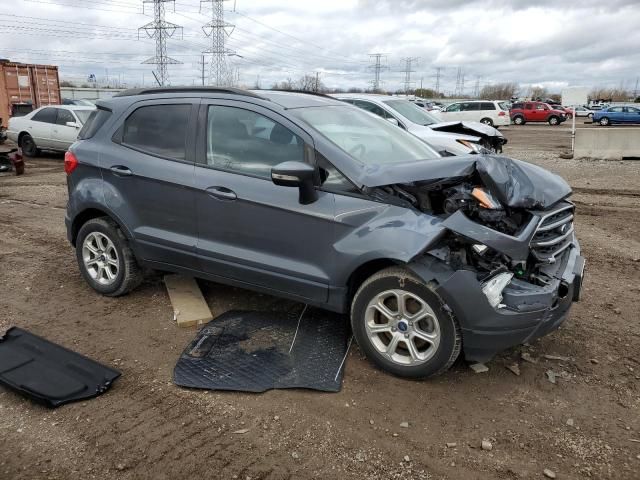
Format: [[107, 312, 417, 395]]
[[122, 104, 191, 160], [78, 108, 111, 140], [480, 102, 496, 110], [32, 107, 57, 124]]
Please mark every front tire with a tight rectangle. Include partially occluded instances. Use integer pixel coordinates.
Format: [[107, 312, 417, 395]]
[[19, 133, 40, 157], [599, 117, 610, 126], [351, 267, 461, 378], [548, 116, 559, 125], [75, 217, 143, 296]]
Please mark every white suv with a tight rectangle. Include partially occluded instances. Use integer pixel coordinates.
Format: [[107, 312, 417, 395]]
[[438, 100, 510, 127]]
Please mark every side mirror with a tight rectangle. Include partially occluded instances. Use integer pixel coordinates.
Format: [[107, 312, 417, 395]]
[[271, 161, 318, 205], [66, 121, 80, 128], [386, 117, 399, 126]]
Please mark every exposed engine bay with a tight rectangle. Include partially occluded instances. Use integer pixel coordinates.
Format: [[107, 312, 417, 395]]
[[371, 159, 576, 299]]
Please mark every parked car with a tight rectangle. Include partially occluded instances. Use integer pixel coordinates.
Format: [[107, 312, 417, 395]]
[[592, 105, 640, 126], [436, 100, 511, 127], [568, 106, 594, 119], [334, 94, 507, 153], [509, 101, 567, 125], [549, 104, 574, 119], [65, 87, 584, 378], [6, 105, 95, 156]]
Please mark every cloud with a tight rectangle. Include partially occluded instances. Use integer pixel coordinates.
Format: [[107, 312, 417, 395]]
[[0, 0, 638, 93]]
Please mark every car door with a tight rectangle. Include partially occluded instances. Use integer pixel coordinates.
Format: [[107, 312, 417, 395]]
[[28, 107, 57, 147], [459, 102, 479, 121], [101, 99, 200, 269], [625, 106, 640, 124], [193, 100, 336, 303], [533, 103, 548, 122], [51, 108, 80, 150], [443, 102, 462, 120], [607, 107, 624, 123]]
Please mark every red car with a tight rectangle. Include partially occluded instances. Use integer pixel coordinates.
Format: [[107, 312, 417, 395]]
[[510, 101, 567, 125]]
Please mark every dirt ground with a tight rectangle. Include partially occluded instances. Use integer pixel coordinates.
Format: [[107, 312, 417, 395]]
[[1, 123, 639, 480]]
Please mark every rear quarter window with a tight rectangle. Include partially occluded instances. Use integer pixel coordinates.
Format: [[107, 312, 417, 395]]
[[78, 108, 112, 140]]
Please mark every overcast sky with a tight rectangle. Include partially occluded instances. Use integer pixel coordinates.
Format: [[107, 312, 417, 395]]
[[1, 0, 639, 94]]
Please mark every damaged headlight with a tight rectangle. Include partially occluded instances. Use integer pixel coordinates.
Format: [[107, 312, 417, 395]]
[[456, 139, 483, 154], [481, 272, 513, 308]]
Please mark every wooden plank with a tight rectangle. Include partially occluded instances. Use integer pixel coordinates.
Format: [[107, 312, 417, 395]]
[[163, 274, 212, 328]]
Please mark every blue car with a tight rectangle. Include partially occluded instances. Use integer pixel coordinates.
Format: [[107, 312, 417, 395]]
[[593, 105, 640, 126]]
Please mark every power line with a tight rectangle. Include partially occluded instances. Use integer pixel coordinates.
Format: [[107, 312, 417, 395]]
[[139, 0, 183, 86], [434, 67, 442, 96]]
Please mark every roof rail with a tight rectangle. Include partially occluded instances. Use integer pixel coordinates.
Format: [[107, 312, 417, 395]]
[[113, 86, 266, 99], [269, 89, 333, 99]]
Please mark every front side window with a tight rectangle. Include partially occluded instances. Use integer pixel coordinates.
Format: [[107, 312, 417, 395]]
[[206, 106, 304, 180], [292, 105, 440, 165], [610, 107, 624, 113], [56, 109, 75, 126], [122, 104, 190, 160], [32, 107, 57, 124], [446, 103, 461, 112]]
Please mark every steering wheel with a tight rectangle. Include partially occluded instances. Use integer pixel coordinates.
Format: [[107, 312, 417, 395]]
[[348, 143, 366, 157]]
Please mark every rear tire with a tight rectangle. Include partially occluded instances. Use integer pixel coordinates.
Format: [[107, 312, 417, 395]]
[[480, 117, 493, 126], [351, 266, 461, 378], [513, 115, 525, 125], [75, 217, 143, 296], [599, 117, 610, 126], [548, 116, 559, 126], [19, 133, 40, 157]]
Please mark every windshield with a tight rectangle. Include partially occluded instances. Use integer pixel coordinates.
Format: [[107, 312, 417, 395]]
[[291, 105, 440, 164], [74, 110, 93, 124], [382, 99, 441, 126]]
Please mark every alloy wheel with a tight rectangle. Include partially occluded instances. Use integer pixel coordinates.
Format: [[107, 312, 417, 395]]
[[364, 289, 441, 366], [82, 232, 119, 285]]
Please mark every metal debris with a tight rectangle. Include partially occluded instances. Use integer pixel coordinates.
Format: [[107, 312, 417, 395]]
[[470, 363, 489, 373], [546, 370, 557, 384], [506, 363, 521, 376]]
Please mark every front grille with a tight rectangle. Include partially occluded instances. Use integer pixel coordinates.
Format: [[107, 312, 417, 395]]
[[530, 202, 575, 261]]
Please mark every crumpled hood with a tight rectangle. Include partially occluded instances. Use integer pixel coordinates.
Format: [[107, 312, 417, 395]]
[[429, 121, 504, 139], [358, 154, 571, 210]]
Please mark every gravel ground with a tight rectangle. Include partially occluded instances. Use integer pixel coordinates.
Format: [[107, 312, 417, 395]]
[[1, 124, 639, 480]]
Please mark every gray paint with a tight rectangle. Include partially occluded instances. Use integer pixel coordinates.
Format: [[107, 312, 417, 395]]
[[67, 88, 583, 363]]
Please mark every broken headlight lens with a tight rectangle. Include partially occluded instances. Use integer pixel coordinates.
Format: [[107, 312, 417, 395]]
[[456, 139, 482, 153], [481, 272, 513, 309]]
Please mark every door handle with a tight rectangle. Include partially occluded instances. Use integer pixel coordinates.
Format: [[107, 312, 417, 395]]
[[109, 165, 133, 177], [206, 186, 237, 201]]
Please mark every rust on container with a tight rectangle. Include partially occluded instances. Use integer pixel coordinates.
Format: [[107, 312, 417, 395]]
[[0, 60, 61, 127]]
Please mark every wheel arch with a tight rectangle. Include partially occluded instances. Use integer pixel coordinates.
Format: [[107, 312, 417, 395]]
[[70, 206, 133, 247], [347, 258, 402, 301]]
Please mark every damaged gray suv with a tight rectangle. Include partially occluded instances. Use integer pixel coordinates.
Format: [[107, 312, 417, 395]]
[[65, 87, 585, 378]]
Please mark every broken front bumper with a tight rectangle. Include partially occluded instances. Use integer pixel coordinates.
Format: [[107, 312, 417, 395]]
[[410, 243, 584, 363]]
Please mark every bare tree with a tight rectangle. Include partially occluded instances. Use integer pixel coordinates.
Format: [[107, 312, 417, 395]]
[[529, 86, 548, 101], [479, 83, 519, 100], [589, 87, 630, 102]]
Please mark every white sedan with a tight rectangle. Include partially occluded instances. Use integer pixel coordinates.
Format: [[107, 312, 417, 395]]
[[6, 105, 94, 156]]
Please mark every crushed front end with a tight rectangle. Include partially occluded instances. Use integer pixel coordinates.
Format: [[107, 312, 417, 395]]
[[376, 155, 585, 362]]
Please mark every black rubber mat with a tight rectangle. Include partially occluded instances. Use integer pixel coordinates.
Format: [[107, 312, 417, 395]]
[[0, 327, 121, 408], [173, 309, 351, 393]]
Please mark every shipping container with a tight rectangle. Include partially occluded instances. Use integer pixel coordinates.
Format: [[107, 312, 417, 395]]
[[0, 61, 61, 128]]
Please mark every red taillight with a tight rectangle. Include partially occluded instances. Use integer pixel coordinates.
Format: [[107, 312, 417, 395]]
[[64, 151, 78, 175], [498, 111, 506, 116]]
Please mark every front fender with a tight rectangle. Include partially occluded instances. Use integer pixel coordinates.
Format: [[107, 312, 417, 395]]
[[332, 198, 446, 285]]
